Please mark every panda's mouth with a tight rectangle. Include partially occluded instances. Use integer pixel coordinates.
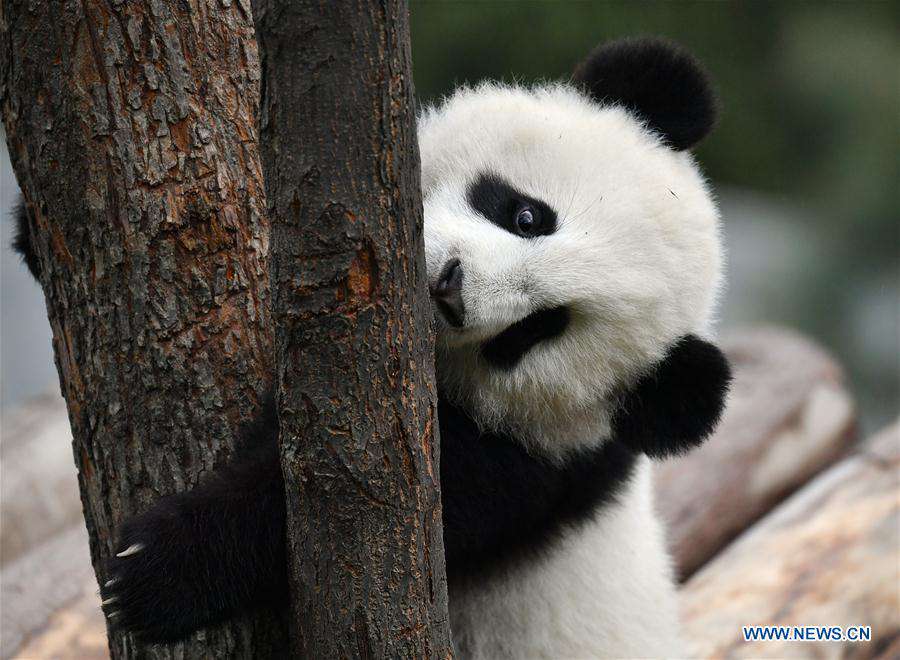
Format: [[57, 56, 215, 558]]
[[480, 306, 570, 370]]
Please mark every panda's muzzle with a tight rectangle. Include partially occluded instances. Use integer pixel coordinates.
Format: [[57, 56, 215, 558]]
[[431, 258, 465, 328]]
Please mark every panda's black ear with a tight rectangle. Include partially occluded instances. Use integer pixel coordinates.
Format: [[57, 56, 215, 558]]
[[573, 37, 717, 151]]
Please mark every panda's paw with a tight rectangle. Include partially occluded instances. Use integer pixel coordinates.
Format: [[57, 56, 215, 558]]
[[99, 503, 213, 643]]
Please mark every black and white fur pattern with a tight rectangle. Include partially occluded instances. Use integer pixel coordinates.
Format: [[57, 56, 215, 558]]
[[15, 38, 730, 657]]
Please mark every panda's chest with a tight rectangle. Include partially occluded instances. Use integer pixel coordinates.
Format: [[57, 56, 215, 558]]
[[445, 459, 683, 659], [436, 395, 636, 581]]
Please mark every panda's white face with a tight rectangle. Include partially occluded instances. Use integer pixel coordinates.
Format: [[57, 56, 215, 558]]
[[418, 83, 723, 457]]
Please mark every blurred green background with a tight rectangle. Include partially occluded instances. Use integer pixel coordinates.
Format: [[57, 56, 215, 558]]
[[409, 1, 899, 432]]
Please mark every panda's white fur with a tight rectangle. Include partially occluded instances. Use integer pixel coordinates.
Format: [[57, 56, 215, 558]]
[[420, 82, 723, 459], [449, 460, 682, 658], [418, 83, 722, 658]]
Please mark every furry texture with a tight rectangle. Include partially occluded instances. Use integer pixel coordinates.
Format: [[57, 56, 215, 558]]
[[572, 37, 717, 151], [439, 395, 636, 579], [612, 334, 732, 458], [480, 306, 570, 370], [466, 171, 559, 238], [450, 461, 684, 659], [12, 202, 40, 281], [101, 398, 287, 641], [420, 77, 722, 458], [16, 37, 730, 656], [417, 38, 724, 656]]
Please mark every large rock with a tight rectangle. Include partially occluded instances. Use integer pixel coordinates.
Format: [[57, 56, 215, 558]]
[[681, 422, 900, 658], [655, 327, 857, 579]]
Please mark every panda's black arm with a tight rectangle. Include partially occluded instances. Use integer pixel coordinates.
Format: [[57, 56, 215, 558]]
[[611, 334, 732, 458], [101, 396, 289, 642], [438, 396, 637, 580], [11, 199, 42, 282]]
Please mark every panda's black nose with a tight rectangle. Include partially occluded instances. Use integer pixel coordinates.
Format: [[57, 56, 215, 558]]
[[431, 258, 465, 328]]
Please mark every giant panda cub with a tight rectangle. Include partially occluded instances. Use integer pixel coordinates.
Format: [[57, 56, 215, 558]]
[[15, 38, 731, 658]]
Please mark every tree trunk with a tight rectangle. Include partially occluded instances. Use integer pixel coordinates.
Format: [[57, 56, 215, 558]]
[[1, 1, 287, 657], [253, 1, 452, 657]]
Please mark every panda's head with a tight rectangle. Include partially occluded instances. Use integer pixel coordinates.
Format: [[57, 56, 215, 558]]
[[419, 38, 725, 457]]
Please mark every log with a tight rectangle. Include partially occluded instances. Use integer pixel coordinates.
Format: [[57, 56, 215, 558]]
[[655, 327, 857, 579], [1, 525, 96, 658], [680, 422, 900, 658], [11, 583, 106, 660]]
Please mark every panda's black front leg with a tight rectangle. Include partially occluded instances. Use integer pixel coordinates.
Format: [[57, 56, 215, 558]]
[[101, 401, 289, 643], [611, 334, 732, 458]]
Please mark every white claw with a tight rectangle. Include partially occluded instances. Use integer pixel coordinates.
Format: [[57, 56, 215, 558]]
[[116, 543, 144, 558], [108, 611, 121, 619], [104, 577, 119, 588], [102, 596, 118, 606]]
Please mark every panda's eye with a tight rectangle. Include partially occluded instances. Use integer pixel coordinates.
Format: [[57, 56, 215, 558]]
[[514, 206, 538, 236]]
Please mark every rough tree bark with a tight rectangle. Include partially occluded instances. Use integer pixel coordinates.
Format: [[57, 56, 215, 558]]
[[1, 1, 287, 657], [253, 1, 452, 656]]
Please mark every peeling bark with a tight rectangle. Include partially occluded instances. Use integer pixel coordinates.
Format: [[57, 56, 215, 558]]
[[253, 1, 452, 656], [1, 0, 287, 657]]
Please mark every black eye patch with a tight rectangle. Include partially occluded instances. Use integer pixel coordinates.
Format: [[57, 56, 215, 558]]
[[466, 172, 558, 238]]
